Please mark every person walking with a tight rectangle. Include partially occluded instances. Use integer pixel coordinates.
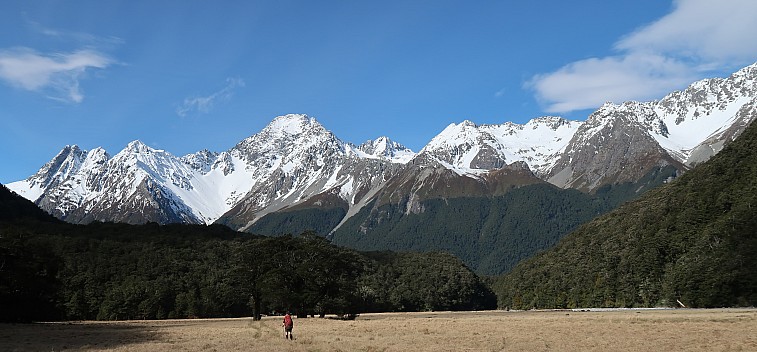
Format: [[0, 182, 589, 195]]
[[282, 312, 294, 340]]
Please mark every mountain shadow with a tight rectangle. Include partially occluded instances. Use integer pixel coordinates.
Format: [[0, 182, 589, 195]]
[[0, 184, 59, 224]]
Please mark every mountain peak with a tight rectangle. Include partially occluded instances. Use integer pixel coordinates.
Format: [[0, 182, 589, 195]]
[[62, 144, 81, 152], [735, 61, 757, 76], [460, 120, 477, 128], [45, 145, 83, 162], [125, 140, 155, 153], [264, 114, 322, 135], [432, 120, 480, 142], [182, 149, 219, 173], [355, 136, 415, 163], [526, 116, 576, 130], [45, 144, 86, 172], [235, 113, 339, 158]]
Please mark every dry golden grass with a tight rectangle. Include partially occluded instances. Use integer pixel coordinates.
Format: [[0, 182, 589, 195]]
[[1, 308, 756, 351]]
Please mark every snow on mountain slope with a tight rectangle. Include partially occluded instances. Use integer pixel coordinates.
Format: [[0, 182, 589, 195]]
[[181, 149, 219, 174], [545, 102, 682, 191], [574, 63, 757, 168], [652, 63, 757, 163], [9, 140, 227, 224], [108, 141, 229, 223], [9, 145, 86, 203], [541, 62, 757, 191], [9, 146, 119, 218], [418, 117, 580, 176], [349, 136, 416, 163]]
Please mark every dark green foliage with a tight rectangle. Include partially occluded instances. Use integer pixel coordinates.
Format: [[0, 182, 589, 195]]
[[0, 185, 63, 322], [235, 232, 365, 319], [358, 251, 496, 312], [0, 184, 59, 223], [593, 165, 679, 209], [0, 231, 62, 322], [494, 122, 757, 309], [332, 184, 610, 275], [1, 193, 495, 321], [246, 207, 347, 237]]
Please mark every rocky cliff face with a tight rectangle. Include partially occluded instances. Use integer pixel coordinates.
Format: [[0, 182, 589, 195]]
[[546, 103, 684, 191], [546, 63, 757, 190]]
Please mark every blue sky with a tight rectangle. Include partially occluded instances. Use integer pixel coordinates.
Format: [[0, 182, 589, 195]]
[[2, 0, 757, 183]]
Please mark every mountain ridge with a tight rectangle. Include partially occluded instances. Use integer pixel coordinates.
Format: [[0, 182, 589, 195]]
[[8, 63, 757, 228]]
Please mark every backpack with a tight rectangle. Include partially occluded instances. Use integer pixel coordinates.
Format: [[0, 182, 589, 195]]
[[284, 314, 293, 328]]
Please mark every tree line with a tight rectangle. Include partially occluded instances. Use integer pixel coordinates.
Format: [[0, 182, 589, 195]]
[[1, 216, 495, 323]]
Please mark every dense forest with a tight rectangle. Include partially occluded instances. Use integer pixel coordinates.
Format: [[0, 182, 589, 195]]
[[493, 120, 757, 309], [247, 206, 347, 238], [0, 187, 495, 323], [329, 166, 677, 276]]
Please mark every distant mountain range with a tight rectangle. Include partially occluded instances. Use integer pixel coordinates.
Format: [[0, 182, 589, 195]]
[[8, 63, 757, 273]]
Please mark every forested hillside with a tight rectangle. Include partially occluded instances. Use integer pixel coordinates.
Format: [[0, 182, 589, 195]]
[[330, 166, 677, 276], [0, 188, 495, 322], [494, 121, 757, 309]]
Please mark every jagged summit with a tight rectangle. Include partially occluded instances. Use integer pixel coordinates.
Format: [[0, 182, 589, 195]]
[[420, 116, 580, 175], [261, 114, 323, 136], [124, 139, 153, 152], [459, 119, 476, 127], [526, 116, 573, 130], [181, 149, 219, 174], [354, 136, 415, 163], [233, 114, 339, 159]]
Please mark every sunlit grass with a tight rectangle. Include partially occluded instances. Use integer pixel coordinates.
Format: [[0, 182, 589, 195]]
[[1, 309, 755, 351]]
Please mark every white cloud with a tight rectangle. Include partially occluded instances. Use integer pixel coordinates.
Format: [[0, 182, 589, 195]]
[[529, 0, 757, 113], [26, 19, 124, 47], [0, 47, 113, 103], [529, 54, 696, 112], [616, 0, 757, 64], [177, 78, 246, 117]]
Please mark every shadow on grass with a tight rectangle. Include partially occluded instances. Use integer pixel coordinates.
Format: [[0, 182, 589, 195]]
[[0, 322, 163, 351]]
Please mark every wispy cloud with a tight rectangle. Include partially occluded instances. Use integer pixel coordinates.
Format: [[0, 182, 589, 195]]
[[528, 0, 757, 113], [24, 16, 124, 47], [177, 78, 246, 117], [0, 47, 114, 103]]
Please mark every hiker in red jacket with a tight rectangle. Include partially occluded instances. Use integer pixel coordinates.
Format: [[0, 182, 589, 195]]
[[282, 312, 294, 340]]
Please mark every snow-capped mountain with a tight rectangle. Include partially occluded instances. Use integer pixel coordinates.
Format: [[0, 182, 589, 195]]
[[545, 103, 682, 190], [350, 136, 415, 163], [213, 115, 407, 230], [653, 63, 757, 164], [419, 117, 580, 176], [8, 114, 412, 226], [545, 63, 757, 190], [7, 63, 757, 227], [11, 140, 219, 224]]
